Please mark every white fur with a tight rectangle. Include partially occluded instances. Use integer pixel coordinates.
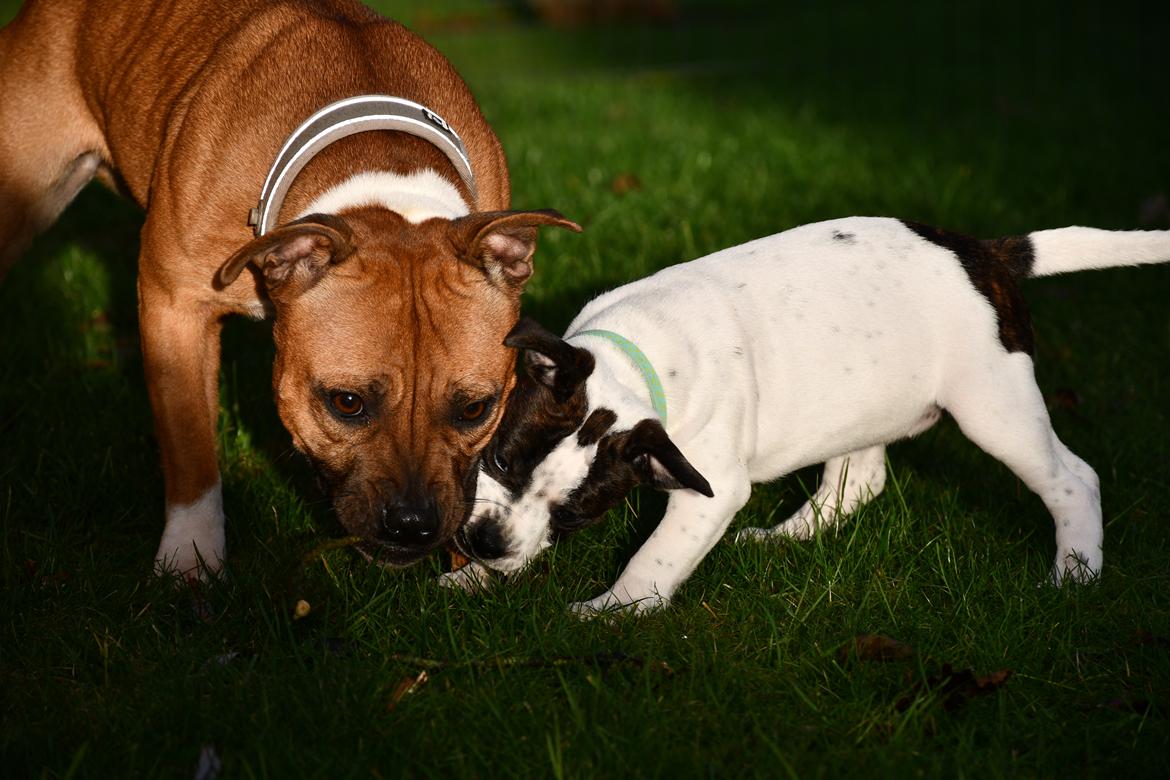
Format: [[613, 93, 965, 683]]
[[462, 217, 1170, 614], [467, 433, 603, 574], [299, 169, 469, 224], [154, 481, 226, 578], [1030, 226, 1170, 276]]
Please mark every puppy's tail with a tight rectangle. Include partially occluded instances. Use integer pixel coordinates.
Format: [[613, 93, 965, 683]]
[[1024, 227, 1170, 278]]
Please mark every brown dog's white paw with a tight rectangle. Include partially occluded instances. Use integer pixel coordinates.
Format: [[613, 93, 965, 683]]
[[154, 484, 226, 580]]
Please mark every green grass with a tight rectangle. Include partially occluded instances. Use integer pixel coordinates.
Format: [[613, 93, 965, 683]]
[[3, 0, 1170, 776]]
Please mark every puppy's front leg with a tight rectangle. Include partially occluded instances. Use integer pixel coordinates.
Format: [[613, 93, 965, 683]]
[[570, 473, 752, 617], [438, 560, 494, 592], [139, 273, 227, 579]]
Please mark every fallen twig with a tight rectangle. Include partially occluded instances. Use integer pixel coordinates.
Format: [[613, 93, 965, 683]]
[[385, 650, 672, 674], [301, 535, 363, 566]]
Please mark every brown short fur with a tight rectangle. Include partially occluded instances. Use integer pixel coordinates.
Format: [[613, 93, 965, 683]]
[[0, 0, 577, 572]]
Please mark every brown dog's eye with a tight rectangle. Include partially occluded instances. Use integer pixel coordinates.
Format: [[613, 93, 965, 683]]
[[460, 399, 489, 423], [329, 392, 364, 418]]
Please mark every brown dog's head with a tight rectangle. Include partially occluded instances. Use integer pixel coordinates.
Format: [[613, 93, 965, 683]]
[[218, 208, 580, 565]]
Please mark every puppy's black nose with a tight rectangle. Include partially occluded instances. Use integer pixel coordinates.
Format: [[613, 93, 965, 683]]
[[464, 519, 507, 560], [380, 499, 440, 548]]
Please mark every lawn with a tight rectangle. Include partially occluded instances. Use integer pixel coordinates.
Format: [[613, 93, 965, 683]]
[[2, 1, 1169, 776]]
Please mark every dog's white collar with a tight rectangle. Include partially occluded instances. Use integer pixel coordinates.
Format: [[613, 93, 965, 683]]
[[247, 95, 477, 236]]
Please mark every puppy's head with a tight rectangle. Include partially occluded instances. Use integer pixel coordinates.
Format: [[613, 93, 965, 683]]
[[218, 209, 580, 565], [458, 318, 712, 573]]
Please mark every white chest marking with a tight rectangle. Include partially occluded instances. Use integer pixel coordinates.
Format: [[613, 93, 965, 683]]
[[300, 169, 469, 224]]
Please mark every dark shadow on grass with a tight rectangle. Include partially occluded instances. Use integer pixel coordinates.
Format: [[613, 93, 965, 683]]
[[0, 184, 159, 576]]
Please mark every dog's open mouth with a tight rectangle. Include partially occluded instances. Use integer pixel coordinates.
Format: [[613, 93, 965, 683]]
[[353, 539, 436, 568]]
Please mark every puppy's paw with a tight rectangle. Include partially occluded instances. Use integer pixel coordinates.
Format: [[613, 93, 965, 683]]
[[568, 590, 667, 619], [438, 561, 494, 593], [734, 526, 772, 543], [734, 521, 810, 543], [1049, 550, 1102, 586]]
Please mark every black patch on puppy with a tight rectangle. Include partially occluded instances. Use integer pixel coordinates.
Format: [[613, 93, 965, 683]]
[[550, 428, 643, 536], [550, 419, 712, 536], [483, 372, 589, 497], [901, 220, 1036, 354], [577, 408, 618, 446], [832, 230, 856, 244], [484, 318, 598, 498]]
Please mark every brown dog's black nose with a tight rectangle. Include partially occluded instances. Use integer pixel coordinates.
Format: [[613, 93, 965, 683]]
[[380, 499, 440, 547]]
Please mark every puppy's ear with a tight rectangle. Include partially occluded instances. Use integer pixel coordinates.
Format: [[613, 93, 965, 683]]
[[217, 214, 355, 298], [504, 317, 594, 401], [450, 209, 581, 290], [622, 419, 714, 497]]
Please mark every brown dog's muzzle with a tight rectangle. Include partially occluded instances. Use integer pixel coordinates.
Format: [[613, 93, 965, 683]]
[[379, 497, 441, 548], [351, 499, 448, 565], [334, 459, 481, 567]]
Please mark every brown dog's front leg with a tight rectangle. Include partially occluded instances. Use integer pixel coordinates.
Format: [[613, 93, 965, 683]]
[[138, 279, 227, 578]]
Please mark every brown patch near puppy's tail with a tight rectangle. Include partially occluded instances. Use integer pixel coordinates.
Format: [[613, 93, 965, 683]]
[[902, 220, 1035, 354]]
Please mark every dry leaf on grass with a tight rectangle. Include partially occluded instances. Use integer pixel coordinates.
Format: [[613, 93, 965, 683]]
[[387, 670, 430, 711], [1045, 387, 1082, 411], [897, 664, 1013, 712], [841, 634, 1010, 715], [1133, 630, 1170, 649], [1104, 696, 1158, 716], [610, 172, 643, 195], [840, 634, 915, 663]]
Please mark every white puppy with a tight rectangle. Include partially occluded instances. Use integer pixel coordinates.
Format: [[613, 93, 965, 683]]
[[449, 217, 1170, 614]]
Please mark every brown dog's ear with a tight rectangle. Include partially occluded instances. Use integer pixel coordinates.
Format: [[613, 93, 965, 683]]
[[217, 213, 355, 296], [621, 419, 714, 497], [450, 209, 581, 288], [504, 317, 595, 401]]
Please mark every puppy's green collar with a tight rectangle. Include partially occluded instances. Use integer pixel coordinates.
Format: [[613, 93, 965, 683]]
[[573, 329, 668, 426]]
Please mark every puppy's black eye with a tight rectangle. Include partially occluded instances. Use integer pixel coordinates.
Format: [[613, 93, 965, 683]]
[[329, 391, 364, 418], [492, 447, 509, 474], [458, 398, 493, 425]]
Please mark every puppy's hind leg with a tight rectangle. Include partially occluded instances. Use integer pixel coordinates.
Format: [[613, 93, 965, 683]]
[[736, 445, 887, 542], [0, 6, 106, 278], [943, 355, 1102, 584]]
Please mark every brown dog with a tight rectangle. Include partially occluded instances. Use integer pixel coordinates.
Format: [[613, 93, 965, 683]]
[[0, 0, 579, 576]]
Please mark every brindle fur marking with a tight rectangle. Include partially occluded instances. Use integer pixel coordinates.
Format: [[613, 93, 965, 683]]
[[901, 220, 1036, 354], [577, 408, 618, 446]]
